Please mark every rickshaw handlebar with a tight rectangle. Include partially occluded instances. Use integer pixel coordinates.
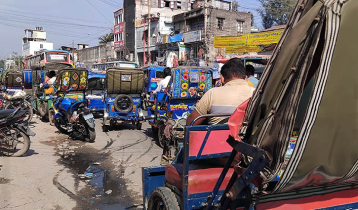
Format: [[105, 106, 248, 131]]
[[189, 113, 232, 126]]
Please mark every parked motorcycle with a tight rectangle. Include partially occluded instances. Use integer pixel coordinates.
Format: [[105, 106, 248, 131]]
[[0, 109, 36, 157], [1, 90, 33, 123], [52, 87, 96, 142]]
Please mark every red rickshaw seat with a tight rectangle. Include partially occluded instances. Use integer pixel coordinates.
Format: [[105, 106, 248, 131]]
[[165, 164, 235, 195]]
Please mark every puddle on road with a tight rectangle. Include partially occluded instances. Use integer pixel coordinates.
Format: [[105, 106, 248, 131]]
[[58, 146, 137, 210]]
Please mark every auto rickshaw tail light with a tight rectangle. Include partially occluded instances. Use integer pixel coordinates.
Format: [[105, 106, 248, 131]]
[[133, 105, 136, 112], [88, 100, 91, 105], [111, 105, 115, 112]]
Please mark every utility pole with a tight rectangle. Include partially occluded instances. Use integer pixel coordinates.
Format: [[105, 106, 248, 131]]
[[147, 0, 151, 65], [72, 41, 75, 65], [204, 0, 208, 65]]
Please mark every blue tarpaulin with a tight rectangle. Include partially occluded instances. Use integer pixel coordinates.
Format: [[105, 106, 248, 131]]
[[169, 34, 183, 43]]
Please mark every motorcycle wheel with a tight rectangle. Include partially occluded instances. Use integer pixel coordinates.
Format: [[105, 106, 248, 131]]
[[1, 128, 30, 157], [136, 121, 142, 130], [48, 109, 55, 126], [78, 119, 96, 143], [5, 100, 33, 123], [157, 126, 165, 148], [86, 128, 96, 143], [54, 118, 70, 134]]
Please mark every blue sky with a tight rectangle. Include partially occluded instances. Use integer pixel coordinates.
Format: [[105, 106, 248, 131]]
[[0, 0, 262, 58]]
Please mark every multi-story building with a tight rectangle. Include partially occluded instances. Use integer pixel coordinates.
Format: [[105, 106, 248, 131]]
[[22, 27, 53, 57], [114, 8, 126, 60], [122, 0, 195, 65], [172, 2, 252, 65]]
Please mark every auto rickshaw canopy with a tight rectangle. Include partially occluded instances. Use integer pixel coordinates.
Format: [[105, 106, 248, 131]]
[[105, 67, 144, 95]]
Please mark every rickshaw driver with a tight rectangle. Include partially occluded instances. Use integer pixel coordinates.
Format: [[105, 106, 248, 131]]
[[40, 70, 57, 94], [186, 58, 254, 126], [152, 67, 172, 94]]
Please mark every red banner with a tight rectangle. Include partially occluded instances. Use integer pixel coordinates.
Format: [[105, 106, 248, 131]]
[[114, 22, 124, 35], [114, 41, 124, 50]]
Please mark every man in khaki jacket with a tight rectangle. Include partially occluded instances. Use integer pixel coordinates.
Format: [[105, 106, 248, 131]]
[[187, 58, 254, 125]]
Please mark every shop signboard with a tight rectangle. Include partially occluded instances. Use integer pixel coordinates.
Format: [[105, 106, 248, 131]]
[[184, 30, 201, 43], [247, 30, 284, 46], [214, 35, 247, 47]]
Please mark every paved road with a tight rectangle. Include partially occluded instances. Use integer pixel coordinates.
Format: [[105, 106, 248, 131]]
[[0, 116, 162, 210]]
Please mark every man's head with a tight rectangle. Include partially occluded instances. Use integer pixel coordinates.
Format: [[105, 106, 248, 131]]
[[49, 70, 56, 78], [246, 64, 255, 77], [164, 67, 172, 77], [220, 58, 246, 84]]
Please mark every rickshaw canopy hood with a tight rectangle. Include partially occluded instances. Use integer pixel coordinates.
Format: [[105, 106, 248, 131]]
[[241, 0, 358, 198], [105, 67, 144, 95]]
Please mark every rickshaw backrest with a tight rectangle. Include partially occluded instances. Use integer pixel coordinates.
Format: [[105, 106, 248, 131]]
[[6, 71, 23, 88], [188, 128, 232, 159], [170, 67, 212, 99]]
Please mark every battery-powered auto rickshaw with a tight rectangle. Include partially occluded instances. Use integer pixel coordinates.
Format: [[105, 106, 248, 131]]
[[142, 0, 358, 209], [2, 70, 33, 122], [141, 65, 165, 109], [102, 67, 144, 132], [86, 71, 105, 112], [31, 63, 74, 123], [148, 66, 212, 161]]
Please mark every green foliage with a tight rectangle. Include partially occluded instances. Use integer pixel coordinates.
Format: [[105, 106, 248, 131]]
[[99, 31, 114, 45], [258, 0, 296, 29]]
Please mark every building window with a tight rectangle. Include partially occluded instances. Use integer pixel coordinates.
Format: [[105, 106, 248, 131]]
[[217, 18, 224, 30], [237, 20, 244, 34], [40, 44, 43, 49], [165, 1, 170, 7]]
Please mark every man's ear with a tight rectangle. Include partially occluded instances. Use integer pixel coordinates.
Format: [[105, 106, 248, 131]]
[[220, 75, 225, 84], [245, 75, 248, 80]]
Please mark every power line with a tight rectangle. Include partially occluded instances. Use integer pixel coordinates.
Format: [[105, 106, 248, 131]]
[[0, 9, 111, 25], [86, 0, 112, 23], [98, 0, 120, 8]]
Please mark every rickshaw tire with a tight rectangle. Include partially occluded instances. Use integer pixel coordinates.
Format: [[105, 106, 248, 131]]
[[151, 126, 158, 137], [157, 127, 165, 148], [147, 187, 180, 210], [38, 101, 48, 117], [113, 94, 133, 113], [48, 109, 55, 126], [136, 122, 142, 130], [102, 125, 109, 132]]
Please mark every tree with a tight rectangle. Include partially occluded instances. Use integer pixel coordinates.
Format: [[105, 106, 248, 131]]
[[232, 0, 239, 11], [258, 0, 296, 29], [99, 31, 114, 45]]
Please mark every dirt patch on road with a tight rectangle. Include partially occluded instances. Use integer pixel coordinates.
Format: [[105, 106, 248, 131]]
[[53, 138, 139, 209], [0, 177, 11, 184]]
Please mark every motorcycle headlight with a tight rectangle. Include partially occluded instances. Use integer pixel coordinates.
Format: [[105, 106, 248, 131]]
[[104, 112, 109, 118]]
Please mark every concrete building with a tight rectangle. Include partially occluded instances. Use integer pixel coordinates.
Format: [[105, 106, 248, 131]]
[[22, 27, 53, 57], [171, 2, 252, 65], [114, 8, 127, 60], [77, 42, 115, 67], [122, 0, 195, 65]]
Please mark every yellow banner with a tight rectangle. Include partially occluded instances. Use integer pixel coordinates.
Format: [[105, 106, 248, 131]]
[[247, 30, 284, 46], [214, 35, 247, 47], [225, 46, 261, 54]]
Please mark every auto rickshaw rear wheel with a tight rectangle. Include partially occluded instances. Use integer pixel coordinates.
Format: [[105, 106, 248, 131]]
[[136, 122, 142, 130], [157, 126, 165, 148], [147, 187, 180, 210], [38, 100, 48, 117], [113, 94, 133, 113]]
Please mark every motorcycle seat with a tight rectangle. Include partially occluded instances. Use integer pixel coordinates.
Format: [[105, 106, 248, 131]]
[[0, 109, 18, 119]]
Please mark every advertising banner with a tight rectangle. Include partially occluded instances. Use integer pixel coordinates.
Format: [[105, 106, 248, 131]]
[[214, 35, 247, 47], [225, 46, 261, 53], [184, 30, 201, 43], [178, 42, 189, 61], [247, 30, 284, 46], [114, 22, 124, 35], [166, 51, 179, 67]]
